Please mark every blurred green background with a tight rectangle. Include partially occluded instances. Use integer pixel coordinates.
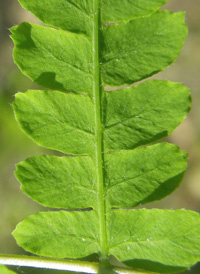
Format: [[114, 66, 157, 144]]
[[0, 0, 199, 273]]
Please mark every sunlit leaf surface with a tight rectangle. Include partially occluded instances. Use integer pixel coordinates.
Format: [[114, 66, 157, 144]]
[[11, 0, 200, 273]]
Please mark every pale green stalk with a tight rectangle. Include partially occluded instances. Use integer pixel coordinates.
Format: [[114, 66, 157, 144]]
[[0, 255, 156, 274]]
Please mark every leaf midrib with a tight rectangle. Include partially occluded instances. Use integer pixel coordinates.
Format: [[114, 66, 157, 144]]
[[93, 0, 108, 259]]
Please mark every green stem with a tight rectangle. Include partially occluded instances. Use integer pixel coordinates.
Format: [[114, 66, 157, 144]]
[[0, 255, 156, 274], [93, 0, 107, 259], [0, 254, 98, 273]]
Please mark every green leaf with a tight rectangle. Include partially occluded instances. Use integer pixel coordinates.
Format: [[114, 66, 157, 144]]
[[0, 266, 17, 274], [105, 143, 188, 208], [13, 211, 100, 258], [13, 90, 95, 155], [11, 1, 200, 273], [103, 80, 191, 151], [101, 11, 187, 86], [15, 155, 97, 209], [101, 0, 168, 22], [16, 143, 187, 210], [17, 0, 94, 35], [10, 23, 94, 95], [108, 209, 200, 273]]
